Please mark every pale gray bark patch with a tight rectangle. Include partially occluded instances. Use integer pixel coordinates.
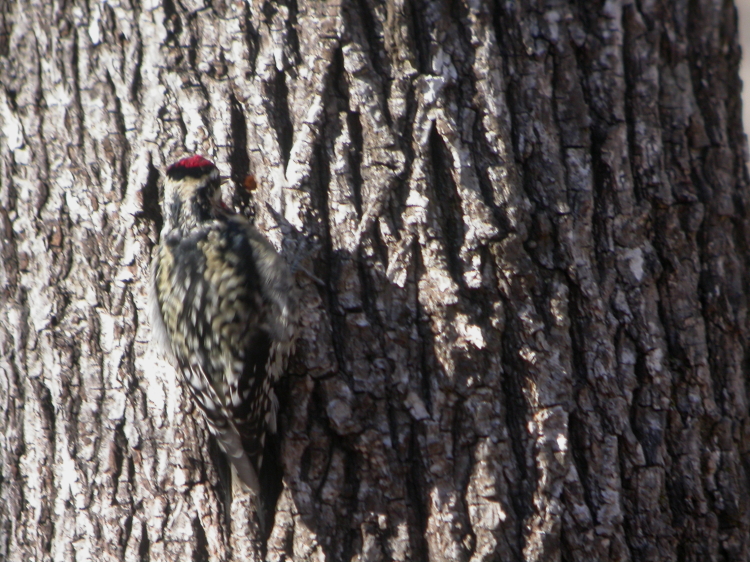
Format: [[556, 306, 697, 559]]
[[1, 0, 749, 561]]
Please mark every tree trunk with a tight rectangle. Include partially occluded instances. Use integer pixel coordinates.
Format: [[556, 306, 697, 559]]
[[1, 0, 749, 560]]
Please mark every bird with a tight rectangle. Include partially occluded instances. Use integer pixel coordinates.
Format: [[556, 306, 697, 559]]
[[148, 155, 297, 527]]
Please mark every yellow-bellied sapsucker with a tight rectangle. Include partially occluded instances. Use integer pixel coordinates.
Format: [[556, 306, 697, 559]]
[[148, 155, 297, 519]]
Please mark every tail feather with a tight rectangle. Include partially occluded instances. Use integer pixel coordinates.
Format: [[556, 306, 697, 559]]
[[207, 414, 261, 495], [231, 464, 267, 536]]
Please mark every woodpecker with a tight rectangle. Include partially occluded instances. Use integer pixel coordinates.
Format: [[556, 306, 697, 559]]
[[148, 155, 297, 521]]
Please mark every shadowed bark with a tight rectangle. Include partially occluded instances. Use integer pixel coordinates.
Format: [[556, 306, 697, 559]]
[[1, 0, 749, 561]]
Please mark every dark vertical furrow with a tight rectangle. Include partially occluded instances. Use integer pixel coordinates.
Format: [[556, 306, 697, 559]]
[[271, 68, 294, 170], [428, 127, 465, 288], [229, 94, 252, 211], [409, 0, 431, 75], [347, 108, 364, 217], [138, 159, 163, 235]]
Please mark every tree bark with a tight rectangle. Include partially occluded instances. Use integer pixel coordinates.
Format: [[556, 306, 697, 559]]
[[1, 0, 749, 560]]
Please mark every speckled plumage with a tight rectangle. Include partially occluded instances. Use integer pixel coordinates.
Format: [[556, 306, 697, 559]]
[[149, 156, 297, 511]]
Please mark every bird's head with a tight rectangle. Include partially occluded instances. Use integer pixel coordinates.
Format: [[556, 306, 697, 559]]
[[162, 155, 224, 230]]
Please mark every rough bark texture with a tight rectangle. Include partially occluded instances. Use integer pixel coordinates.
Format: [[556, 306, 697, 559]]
[[1, 0, 749, 560]]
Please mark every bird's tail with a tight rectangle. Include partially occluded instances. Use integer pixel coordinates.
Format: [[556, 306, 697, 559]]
[[231, 463, 268, 536]]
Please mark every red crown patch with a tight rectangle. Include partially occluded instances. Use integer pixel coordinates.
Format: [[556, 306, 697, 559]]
[[166, 155, 217, 180], [171, 155, 214, 170]]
